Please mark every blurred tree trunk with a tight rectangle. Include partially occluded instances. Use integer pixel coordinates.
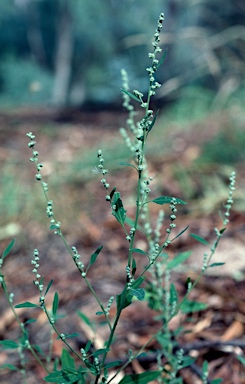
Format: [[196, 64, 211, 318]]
[[52, 0, 73, 106], [17, 0, 47, 67]]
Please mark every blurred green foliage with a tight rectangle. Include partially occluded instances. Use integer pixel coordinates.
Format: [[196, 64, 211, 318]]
[[199, 127, 245, 165], [0, 0, 244, 107], [0, 57, 54, 107]]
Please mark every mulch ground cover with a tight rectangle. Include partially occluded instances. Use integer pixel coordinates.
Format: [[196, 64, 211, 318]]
[[0, 109, 244, 383]]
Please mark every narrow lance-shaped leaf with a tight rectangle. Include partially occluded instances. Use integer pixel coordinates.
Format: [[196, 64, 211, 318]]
[[167, 251, 192, 270], [109, 186, 117, 200], [0, 340, 19, 349], [45, 279, 54, 297], [52, 292, 59, 317], [111, 192, 126, 225], [104, 360, 122, 369], [132, 248, 147, 256], [156, 48, 168, 69], [119, 162, 137, 170], [208, 262, 226, 268], [171, 225, 189, 241], [89, 246, 103, 267], [149, 196, 187, 205], [121, 89, 141, 102], [84, 340, 92, 353], [91, 348, 110, 357], [15, 302, 39, 308], [190, 233, 210, 247], [147, 109, 159, 135], [132, 258, 137, 276], [63, 333, 79, 339], [77, 311, 94, 331], [170, 283, 178, 306], [2, 239, 15, 261], [0, 364, 18, 371]]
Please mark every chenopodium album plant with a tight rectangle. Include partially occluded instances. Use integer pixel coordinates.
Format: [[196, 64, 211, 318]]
[[0, 13, 236, 384]]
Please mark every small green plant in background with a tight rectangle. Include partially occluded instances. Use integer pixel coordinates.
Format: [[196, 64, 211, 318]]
[[0, 13, 237, 384]]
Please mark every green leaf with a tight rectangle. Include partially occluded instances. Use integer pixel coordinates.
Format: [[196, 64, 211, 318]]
[[33, 344, 44, 354], [0, 340, 19, 349], [24, 318, 37, 325], [156, 48, 168, 69], [236, 355, 245, 365], [44, 369, 84, 383], [130, 288, 145, 301], [111, 192, 126, 225], [64, 333, 79, 339], [171, 226, 189, 241], [89, 246, 103, 267], [45, 279, 54, 296], [91, 348, 110, 357], [125, 217, 144, 233], [117, 276, 146, 310], [208, 262, 226, 268], [180, 299, 208, 314], [50, 224, 59, 230], [119, 370, 161, 384], [119, 162, 136, 169], [77, 311, 94, 331], [95, 311, 104, 316], [132, 258, 137, 276], [52, 292, 59, 316], [181, 355, 196, 368], [150, 196, 187, 205], [202, 360, 209, 374], [167, 251, 192, 270], [121, 89, 141, 102], [170, 284, 178, 306], [190, 233, 210, 247], [104, 360, 122, 369], [2, 239, 15, 261], [109, 186, 117, 200], [210, 379, 223, 384], [133, 276, 145, 289], [219, 228, 226, 234], [15, 302, 39, 308], [0, 364, 18, 371], [147, 109, 159, 135], [84, 340, 92, 353], [61, 348, 75, 370], [132, 248, 147, 256]]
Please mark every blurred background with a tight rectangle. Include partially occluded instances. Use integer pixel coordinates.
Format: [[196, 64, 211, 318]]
[[0, 1, 245, 382], [0, 0, 244, 237], [0, 0, 244, 108]]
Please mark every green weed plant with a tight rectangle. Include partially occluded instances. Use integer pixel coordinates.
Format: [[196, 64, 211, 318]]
[[0, 14, 236, 384]]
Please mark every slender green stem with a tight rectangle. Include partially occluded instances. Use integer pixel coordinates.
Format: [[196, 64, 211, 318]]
[[1, 276, 50, 374], [43, 301, 83, 362]]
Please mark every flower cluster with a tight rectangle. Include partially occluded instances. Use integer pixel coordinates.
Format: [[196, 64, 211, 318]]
[[147, 12, 164, 96], [31, 249, 44, 305], [121, 69, 137, 135], [166, 198, 178, 233], [223, 171, 236, 225], [27, 132, 61, 234], [126, 265, 134, 290], [105, 296, 114, 316], [96, 150, 111, 201], [71, 246, 86, 278]]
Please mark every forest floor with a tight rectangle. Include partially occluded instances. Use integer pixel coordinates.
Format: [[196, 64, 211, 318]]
[[0, 108, 245, 383]]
